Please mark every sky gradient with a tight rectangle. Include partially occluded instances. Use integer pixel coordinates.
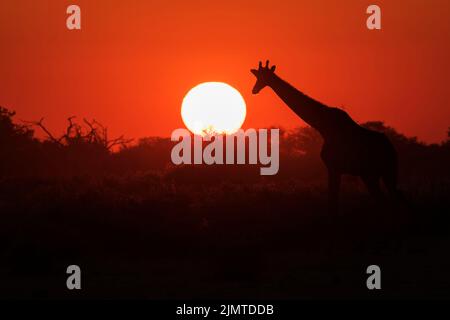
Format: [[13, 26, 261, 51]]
[[1, 0, 449, 143]]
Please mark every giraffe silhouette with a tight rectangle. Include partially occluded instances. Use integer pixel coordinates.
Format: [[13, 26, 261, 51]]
[[251, 61, 400, 212]]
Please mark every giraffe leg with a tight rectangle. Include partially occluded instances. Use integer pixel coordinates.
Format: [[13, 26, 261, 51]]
[[382, 169, 403, 201], [361, 175, 383, 201], [326, 170, 342, 258], [327, 169, 341, 215]]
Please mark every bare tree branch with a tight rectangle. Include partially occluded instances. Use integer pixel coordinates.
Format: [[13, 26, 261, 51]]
[[23, 116, 133, 150], [23, 118, 63, 145]]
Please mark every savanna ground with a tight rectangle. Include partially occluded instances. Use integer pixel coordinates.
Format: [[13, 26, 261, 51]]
[[1, 107, 449, 299]]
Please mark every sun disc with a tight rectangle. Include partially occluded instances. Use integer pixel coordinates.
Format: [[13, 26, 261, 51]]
[[181, 82, 246, 135]]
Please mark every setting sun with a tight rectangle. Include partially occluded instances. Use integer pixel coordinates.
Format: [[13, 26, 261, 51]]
[[181, 82, 246, 135]]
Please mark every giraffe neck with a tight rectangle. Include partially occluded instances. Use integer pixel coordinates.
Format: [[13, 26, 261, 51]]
[[267, 73, 329, 131]]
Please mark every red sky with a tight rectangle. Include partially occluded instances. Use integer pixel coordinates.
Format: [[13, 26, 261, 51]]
[[1, 0, 449, 143]]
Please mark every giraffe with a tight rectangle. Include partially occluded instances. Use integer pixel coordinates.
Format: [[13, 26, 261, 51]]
[[251, 61, 399, 212]]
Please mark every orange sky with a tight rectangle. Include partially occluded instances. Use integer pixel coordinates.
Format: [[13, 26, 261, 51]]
[[1, 0, 449, 143]]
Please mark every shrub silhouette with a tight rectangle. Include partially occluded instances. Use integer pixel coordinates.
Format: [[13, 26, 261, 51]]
[[0, 106, 449, 184], [0, 107, 39, 177]]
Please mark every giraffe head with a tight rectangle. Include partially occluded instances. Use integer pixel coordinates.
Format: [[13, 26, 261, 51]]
[[250, 60, 276, 94]]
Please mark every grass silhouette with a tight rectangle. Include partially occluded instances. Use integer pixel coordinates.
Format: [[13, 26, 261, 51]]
[[0, 107, 449, 299]]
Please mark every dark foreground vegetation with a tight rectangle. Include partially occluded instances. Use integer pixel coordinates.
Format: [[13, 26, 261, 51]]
[[1, 106, 449, 299]]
